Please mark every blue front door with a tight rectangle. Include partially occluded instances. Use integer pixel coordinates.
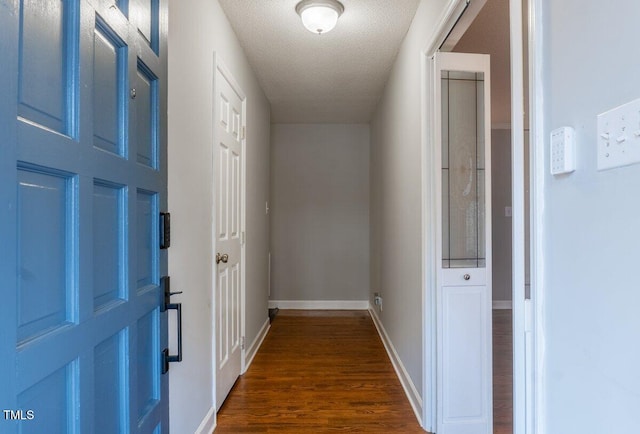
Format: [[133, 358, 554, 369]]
[[0, 0, 169, 432]]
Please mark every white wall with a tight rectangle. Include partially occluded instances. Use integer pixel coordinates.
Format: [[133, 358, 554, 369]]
[[540, 0, 640, 431], [369, 0, 450, 403], [492, 128, 513, 303], [167, 0, 271, 431], [270, 124, 370, 303]]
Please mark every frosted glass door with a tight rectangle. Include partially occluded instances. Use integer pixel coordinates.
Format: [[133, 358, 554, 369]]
[[441, 70, 486, 269], [435, 52, 492, 434]]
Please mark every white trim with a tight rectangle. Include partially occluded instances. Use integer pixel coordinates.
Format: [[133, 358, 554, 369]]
[[210, 51, 218, 414], [509, 1, 527, 433], [368, 305, 423, 425], [438, 0, 487, 52], [267, 300, 369, 310], [194, 406, 216, 434], [420, 2, 471, 429], [243, 318, 270, 374], [493, 300, 513, 310], [422, 0, 470, 55], [529, 0, 546, 431]]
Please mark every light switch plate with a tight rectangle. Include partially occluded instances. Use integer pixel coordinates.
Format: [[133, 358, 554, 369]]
[[597, 98, 640, 171], [550, 126, 575, 175]]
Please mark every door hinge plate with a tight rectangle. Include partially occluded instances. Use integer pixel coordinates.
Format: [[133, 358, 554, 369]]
[[241, 336, 245, 350], [241, 126, 246, 140], [160, 212, 170, 249]]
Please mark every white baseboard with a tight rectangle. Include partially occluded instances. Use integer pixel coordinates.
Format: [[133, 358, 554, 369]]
[[493, 300, 513, 309], [268, 300, 369, 310], [194, 406, 216, 434], [243, 318, 270, 374], [368, 304, 423, 426]]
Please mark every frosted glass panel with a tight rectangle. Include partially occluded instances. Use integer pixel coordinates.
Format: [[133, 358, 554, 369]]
[[442, 71, 486, 269]]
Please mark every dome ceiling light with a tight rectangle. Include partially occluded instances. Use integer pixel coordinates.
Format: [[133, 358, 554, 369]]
[[295, 0, 345, 35]]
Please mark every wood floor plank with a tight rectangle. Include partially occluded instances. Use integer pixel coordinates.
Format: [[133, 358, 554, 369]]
[[214, 310, 426, 433], [493, 309, 513, 434], [214, 309, 513, 433]]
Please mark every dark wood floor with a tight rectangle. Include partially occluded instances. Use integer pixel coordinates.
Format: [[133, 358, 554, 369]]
[[493, 309, 513, 434], [215, 309, 512, 433]]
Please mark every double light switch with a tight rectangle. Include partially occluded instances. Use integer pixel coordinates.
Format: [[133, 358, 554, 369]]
[[597, 98, 640, 170]]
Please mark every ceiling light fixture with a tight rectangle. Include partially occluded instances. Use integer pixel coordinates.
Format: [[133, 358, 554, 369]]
[[295, 0, 344, 35]]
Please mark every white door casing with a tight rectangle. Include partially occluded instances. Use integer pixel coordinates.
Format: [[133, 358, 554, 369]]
[[435, 51, 492, 434], [214, 58, 246, 411]]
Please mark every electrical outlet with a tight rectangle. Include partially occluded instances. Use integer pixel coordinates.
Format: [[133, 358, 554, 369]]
[[373, 293, 383, 312]]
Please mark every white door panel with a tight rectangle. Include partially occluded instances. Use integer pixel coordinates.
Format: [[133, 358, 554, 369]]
[[435, 51, 492, 434], [215, 61, 244, 411]]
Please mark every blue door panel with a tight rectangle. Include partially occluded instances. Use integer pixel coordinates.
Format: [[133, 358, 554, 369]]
[[93, 17, 127, 157], [17, 361, 78, 434], [135, 63, 158, 169], [115, 0, 129, 18], [18, 0, 79, 137], [136, 308, 160, 421], [93, 180, 126, 311], [136, 189, 158, 290], [94, 330, 128, 434], [134, 0, 159, 54], [1, 0, 169, 432], [136, 0, 152, 46], [0, 0, 19, 424], [17, 166, 74, 344]]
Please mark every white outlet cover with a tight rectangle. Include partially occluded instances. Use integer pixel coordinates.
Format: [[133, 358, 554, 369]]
[[550, 126, 576, 175]]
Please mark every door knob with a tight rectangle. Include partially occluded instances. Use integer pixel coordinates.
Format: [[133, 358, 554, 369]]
[[216, 253, 229, 264]]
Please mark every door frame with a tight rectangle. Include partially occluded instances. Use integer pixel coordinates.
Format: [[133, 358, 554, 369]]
[[528, 0, 546, 431], [420, 0, 539, 432], [211, 53, 247, 410]]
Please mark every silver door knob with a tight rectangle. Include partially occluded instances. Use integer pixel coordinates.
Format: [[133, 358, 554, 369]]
[[463, 274, 471, 281], [216, 253, 229, 264]]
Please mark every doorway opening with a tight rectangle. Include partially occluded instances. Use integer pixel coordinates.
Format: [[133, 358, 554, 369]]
[[423, 0, 531, 433]]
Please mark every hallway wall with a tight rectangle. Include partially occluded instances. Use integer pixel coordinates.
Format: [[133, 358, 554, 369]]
[[539, 0, 640, 431], [270, 124, 370, 304], [167, 0, 271, 431], [369, 0, 450, 410], [491, 128, 513, 304]]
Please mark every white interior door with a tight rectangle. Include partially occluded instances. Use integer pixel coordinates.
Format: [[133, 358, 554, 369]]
[[435, 51, 492, 434], [214, 61, 244, 411]]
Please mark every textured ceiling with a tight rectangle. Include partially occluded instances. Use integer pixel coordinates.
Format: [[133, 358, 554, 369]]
[[218, 0, 421, 123]]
